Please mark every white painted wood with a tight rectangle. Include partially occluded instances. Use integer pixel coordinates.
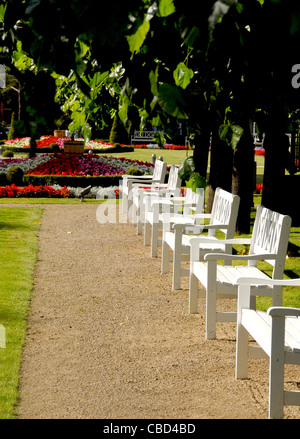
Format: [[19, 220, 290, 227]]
[[125, 159, 167, 227], [139, 165, 181, 239], [189, 205, 292, 340], [143, 187, 204, 257], [161, 188, 240, 291], [235, 277, 300, 419]]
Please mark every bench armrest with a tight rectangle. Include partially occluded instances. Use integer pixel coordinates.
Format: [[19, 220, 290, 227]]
[[172, 223, 230, 232], [189, 237, 252, 246], [236, 277, 300, 288], [161, 213, 195, 224], [204, 252, 277, 261], [191, 213, 212, 219], [267, 306, 300, 318], [122, 174, 153, 180], [129, 179, 163, 190]]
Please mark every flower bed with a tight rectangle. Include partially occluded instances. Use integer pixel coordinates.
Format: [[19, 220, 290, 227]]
[[254, 147, 265, 156], [26, 154, 124, 176], [2, 135, 188, 152], [24, 154, 154, 177], [254, 183, 263, 194], [0, 152, 156, 188], [0, 154, 52, 175], [0, 184, 71, 198]]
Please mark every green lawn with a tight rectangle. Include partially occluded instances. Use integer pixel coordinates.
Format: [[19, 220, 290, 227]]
[[99, 148, 192, 165], [0, 207, 42, 419]]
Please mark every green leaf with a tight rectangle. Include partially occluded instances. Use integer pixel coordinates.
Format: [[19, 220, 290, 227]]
[[149, 67, 159, 96], [127, 20, 150, 54], [152, 132, 166, 148], [183, 26, 200, 48], [81, 122, 92, 143], [12, 42, 36, 72], [186, 172, 206, 193], [25, 0, 41, 15], [219, 123, 244, 149], [69, 111, 86, 135], [0, 3, 7, 22], [158, 0, 176, 17], [231, 124, 244, 149], [158, 83, 189, 119], [178, 157, 196, 180], [219, 123, 232, 145], [173, 62, 194, 89], [118, 95, 130, 125]]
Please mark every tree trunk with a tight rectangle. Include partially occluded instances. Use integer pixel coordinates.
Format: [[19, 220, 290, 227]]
[[232, 124, 254, 234], [207, 129, 233, 212], [192, 130, 210, 181], [262, 110, 288, 214]]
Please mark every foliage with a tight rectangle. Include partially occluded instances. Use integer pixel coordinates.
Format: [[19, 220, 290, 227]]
[[109, 114, 128, 144], [178, 156, 196, 181], [7, 112, 15, 140], [49, 143, 60, 153], [185, 172, 207, 192], [178, 156, 206, 192], [2, 0, 300, 229], [152, 131, 168, 149], [125, 168, 143, 176], [6, 165, 24, 185], [2, 150, 14, 157]]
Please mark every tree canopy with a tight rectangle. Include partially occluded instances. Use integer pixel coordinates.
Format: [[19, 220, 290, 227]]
[[1, 0, 300, 230]]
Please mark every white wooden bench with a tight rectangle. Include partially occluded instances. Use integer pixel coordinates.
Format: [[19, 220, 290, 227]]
[[136, 164, 182, 236], [235, 277, 300, 419], [143, 188, 205, 257], [189, 205, 292, 340], [130, 130, 161, 144], [122, 159, 167, 219], [161, 188, 240, 290]]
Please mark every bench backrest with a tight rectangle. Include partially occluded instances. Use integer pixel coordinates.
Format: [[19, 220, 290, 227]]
[[208, 188, 240, 238], [152, 159, 167, 183], [167, 165, 181, 191], [182, 188, 205, 217], [249, 205, 292, 277]]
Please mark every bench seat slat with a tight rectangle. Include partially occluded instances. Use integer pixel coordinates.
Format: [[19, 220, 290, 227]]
[[241, 309, 272, 356], [182, 235, 226, 252], [285, 318, 300, 353], [243, 310, 300, 354]]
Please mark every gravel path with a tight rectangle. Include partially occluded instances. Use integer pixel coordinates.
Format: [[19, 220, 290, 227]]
[[15, 203, 300, 419]]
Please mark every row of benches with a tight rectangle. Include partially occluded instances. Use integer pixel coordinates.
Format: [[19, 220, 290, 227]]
[[121, 160, 300, 419]]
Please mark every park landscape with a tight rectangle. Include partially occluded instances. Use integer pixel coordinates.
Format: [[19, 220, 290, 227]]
[[1, 0, 300, 421]]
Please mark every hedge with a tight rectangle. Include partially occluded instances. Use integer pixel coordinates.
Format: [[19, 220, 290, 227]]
[[1, 145, 134, 154]]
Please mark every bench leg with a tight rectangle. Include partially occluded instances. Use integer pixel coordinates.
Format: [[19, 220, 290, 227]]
[[189, 241, 200, 313], [137, 218, 143, 235], [144, 220, 151, 246], [206, 260, 217, 339], [122, 193, 128, 213], [172, 229, 183, 290], [136, 198, 143, 235], [235, 284, 252, 379], [189, 268, 199, 313], [269, 315, 285, 419], [235, 323, 249, 380], [161, 239, 170, 274], [151, 222, 159, 257], [128, 200, 135, 224]]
